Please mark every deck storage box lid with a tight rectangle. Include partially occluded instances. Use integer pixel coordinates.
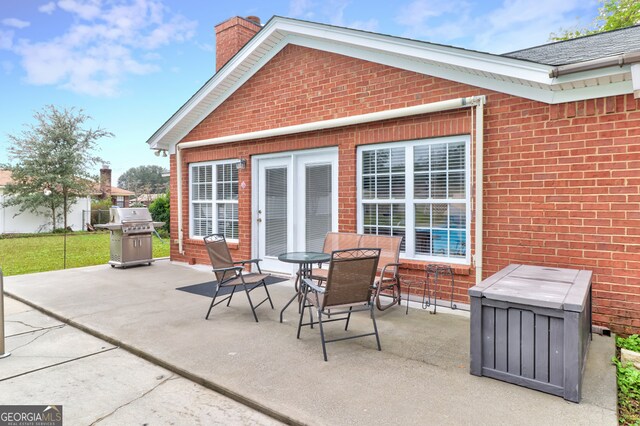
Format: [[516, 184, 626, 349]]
[[468, 264, 591, 311], [469, 264, 592, 403]]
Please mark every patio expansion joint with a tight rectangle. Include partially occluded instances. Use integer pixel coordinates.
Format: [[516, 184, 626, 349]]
[[88, 374, 179, 425], [0, 346, 118, 383], [4, 291, 304, 426]]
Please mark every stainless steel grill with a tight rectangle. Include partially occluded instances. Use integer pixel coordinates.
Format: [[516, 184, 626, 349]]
[[96, 207, 165, 268]]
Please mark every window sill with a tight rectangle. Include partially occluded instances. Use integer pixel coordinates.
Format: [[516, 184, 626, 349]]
[[186, 238, 239, 250]]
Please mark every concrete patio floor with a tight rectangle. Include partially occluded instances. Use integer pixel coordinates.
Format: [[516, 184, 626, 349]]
[[3, 260, 617, 425]]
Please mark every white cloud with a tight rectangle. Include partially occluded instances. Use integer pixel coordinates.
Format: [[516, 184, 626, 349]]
[[289, 0, 316, 19], [57, 0, 103, 20], [395, 0, 596, 53], [396, 0, 464, 27], [2, 18, 31, 29], [289, 0, 378, 32], [38, 2, 57, 14], [4, 0, 196, 97], [195, 41, 214, 52], [0, 30, 13, 49]]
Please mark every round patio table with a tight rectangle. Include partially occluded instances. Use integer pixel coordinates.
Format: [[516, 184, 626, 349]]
[[278, 251, 331, 323]]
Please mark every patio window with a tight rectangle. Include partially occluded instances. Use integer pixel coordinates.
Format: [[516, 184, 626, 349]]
[[116, 196, 125, 208], [190, 160, 239, 240], [358, 136, 470, 263]]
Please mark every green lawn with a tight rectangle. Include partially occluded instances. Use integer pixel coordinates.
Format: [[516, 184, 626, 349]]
[[0, 231, 170, 276]]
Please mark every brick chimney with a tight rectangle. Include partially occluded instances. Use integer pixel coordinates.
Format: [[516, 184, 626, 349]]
[[215, 16, 262, 72], [99, 165, 112, 200]]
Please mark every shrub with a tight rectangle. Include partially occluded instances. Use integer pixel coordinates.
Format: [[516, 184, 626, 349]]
[[618, 334, 640, 353], [149, 192, 169, 233], [614, 335, 640, 425]]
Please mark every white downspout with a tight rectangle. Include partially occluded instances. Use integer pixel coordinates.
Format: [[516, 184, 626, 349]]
[[475, 97, 485, 284], [176, 146, 185, 254], [173, 95, 487, 258]]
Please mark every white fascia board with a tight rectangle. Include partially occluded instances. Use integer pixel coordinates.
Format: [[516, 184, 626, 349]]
[[274, 19, 552, 84], [287, 35, 556, 104]]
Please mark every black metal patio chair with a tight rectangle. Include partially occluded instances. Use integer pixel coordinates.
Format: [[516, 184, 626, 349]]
[[297, 248, 381, 361], [203, 234, 274, 322]]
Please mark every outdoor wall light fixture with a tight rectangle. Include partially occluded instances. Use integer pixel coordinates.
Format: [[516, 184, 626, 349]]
[[154, 149, 168, 157], [235, 158, 247, 170]]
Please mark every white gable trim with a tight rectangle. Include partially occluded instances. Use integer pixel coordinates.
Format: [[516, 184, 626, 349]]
[[148, 17, 635, 151]]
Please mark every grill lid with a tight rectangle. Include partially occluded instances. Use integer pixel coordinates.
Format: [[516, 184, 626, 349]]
[[110, 207, 153, 224]]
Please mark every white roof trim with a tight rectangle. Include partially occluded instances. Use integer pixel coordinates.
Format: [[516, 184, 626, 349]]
[[148, 17, 635, 151]]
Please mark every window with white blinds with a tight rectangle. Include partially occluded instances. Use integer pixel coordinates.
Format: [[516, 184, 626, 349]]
[[189, 161, 239, 240], [358, 137, 470, 263], [265, 167, 288, 256], [305, 164, 332, 252]]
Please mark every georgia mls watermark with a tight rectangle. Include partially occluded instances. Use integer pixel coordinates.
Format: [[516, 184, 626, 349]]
[[0, 405, 62, 426]]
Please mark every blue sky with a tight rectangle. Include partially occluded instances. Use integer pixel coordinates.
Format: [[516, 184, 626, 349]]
[[0, 0, 600, 182]]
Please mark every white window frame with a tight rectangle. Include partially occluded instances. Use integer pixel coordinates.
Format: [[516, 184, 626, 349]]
[[357, 136, 471, 265], [116, 196, 125, 208], [188, 159, 239, 241]]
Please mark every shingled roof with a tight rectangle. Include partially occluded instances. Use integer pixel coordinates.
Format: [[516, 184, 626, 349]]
[[502, 24, 640, 66]]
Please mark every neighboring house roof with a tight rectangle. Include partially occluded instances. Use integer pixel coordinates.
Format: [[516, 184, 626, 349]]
[[91, 184, 135, 197], [147, 16, 639, 151], [0, 170, 12, 186], [503, 25, 640, 66], [110, 187, 135, 196]]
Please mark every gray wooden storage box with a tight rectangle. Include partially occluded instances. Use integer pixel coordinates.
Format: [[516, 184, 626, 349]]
[[469, 264, 592, 403]]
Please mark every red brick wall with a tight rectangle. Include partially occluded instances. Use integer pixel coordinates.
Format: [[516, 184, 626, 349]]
[[215, 17, 261, 72], [170, 44, 640, 334]]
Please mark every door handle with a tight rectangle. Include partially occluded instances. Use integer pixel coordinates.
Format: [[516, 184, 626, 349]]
[[257, 218, 262, 223]]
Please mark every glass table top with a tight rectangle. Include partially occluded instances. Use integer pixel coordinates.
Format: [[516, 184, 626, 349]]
[[277, 251, 331, 264]]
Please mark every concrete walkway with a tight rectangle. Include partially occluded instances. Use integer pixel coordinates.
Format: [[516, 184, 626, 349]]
[[1, 297, 280, 425], [3, 260, 617, 425]]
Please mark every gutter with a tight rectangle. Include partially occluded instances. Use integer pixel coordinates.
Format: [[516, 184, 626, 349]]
[[549, 51, 640, 77], [175, 96, 486, 285]]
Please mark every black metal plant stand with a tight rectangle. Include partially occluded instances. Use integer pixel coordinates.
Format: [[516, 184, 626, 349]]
[[404, 264, 456, 315]]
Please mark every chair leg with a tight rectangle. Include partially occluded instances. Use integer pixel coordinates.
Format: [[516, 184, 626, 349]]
[[226, 286, 236, 306], [243, 283, 259, 323], [262, 280, 274, 309], [297, 285, 310, 339], [318, 309, 328, 362], [370, 304, 382, 351], [345, 307, 353, 331], [375, 279, 401, 311], [206, 284, 222, 319]]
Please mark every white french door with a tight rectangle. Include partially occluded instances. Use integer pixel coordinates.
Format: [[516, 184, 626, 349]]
[[254, 148, 338, 274]]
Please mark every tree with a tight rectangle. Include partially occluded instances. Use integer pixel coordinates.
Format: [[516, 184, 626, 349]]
[[117, 165, 168, 195], [148, 192, 170, 234], [1, 105, 111, 231], [550, 0, 640, 41]]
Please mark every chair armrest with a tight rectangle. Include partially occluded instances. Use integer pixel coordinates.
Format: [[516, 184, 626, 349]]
[[302, 278, 326, 293], [380, 262, 402, 278], [234, 258, 262, 265], [212, 266, 243, 274]]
